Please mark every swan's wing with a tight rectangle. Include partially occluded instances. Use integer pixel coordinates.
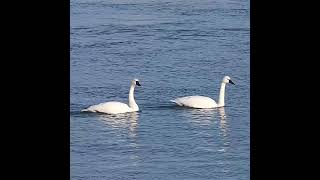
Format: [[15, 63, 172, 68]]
[[171, 96, 217, 108]]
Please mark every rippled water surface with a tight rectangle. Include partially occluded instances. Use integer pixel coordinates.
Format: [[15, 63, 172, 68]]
[[71, 0, 250, 179]]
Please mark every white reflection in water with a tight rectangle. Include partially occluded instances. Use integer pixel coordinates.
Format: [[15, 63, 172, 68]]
[[182, 107, 230, 151], [218, 107, 230, 152], [182, 108, 217, 126], [97, 112, 139, 138], [96, 112, 140, 167]]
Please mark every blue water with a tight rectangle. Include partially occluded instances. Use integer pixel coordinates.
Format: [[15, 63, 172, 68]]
[[71, 0, 250, 179]]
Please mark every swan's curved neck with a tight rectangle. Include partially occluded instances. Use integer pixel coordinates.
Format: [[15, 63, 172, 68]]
[[129, 84, 139, 111], [218, 82, 226, 107]]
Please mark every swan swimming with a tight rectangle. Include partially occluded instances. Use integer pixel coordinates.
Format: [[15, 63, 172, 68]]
[[171, 76, 235, 108], [81, 79, 141, 114]]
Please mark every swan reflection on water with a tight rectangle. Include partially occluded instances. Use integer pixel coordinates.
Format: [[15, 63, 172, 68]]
[[181, 107, 228, 125], [182, 107, 230, 150], [96, 111, 140, 167], [182, 108, 218, 125], [96, 111, 139, 137], [218, 107, 230, 150]]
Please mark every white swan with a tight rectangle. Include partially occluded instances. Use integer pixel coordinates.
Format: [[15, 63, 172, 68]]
[[171, 76, 235, 108], [81, 79, 141, 114]]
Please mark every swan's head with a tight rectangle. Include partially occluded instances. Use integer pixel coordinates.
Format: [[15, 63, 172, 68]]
[[223, 76, 235, 85], [132, 79, 141, 86]]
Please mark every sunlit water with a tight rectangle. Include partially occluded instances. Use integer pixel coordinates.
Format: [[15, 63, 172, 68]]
[[71, 0, 249, 179]]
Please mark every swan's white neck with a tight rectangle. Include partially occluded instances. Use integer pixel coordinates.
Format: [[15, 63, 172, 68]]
[[128, 84, 139, 111], [218, 82, 226, 107]]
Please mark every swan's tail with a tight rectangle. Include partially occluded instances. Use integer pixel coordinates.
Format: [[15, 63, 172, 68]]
[[170, 99, 184, 106], [81, 107, 92, 112], [170, 99, 180, 105]]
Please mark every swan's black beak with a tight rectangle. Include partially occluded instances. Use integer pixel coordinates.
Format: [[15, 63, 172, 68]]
[[136, 81, 141, 86], [229, 80, 235, 85]]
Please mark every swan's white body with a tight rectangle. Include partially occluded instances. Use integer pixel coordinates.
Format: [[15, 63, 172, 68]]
[[171, 96, 218, 108], [82, 101, 135, 114], [82, 79, 141, 114], [171, 76, 234, 109]]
